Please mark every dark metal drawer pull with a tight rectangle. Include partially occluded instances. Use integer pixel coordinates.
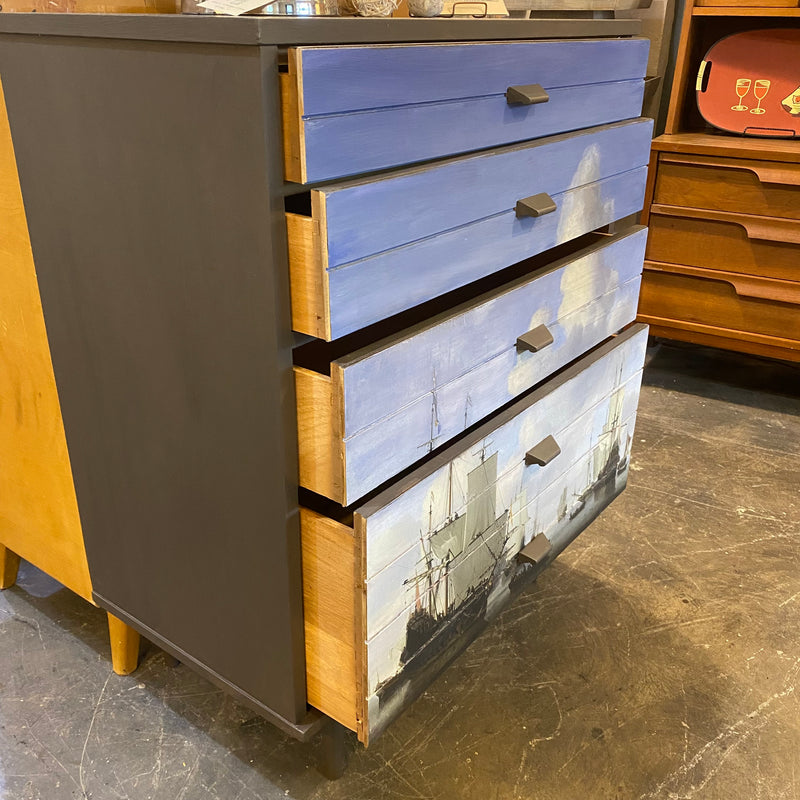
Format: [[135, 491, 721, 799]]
[[515, 192, 557, 218], [517, 533, 552, 566], [525, 435, 561, 467], [505, 83, 550, 106], [517, 324, 554, 353]]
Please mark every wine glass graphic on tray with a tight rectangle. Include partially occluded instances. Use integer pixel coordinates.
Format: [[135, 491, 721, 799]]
[[750, 79, 771, 115], [732, 78, 751, 111]]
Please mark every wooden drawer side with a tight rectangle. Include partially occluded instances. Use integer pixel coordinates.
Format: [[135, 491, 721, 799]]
[[300, 508, 360, 733], [294, 367, 345, 502], [286, 210, 330, 341]]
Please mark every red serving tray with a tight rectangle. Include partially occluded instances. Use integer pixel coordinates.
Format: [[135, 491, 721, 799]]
[[696, 28, 800, 138]]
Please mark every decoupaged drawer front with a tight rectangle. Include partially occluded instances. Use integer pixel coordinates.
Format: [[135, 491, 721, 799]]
[[639, 264, 800, 353], [281, 38, 649, 183], [296, 227, 647, 505], [646, 206, 800, 283], [654, 153, 800, 221], [300, 324, 649, 744], [288, 119, 653, 339]]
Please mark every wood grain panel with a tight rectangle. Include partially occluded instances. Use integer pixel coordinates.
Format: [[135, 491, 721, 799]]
[[300, 508, 358, 732], [286, 211, 330, 340], [294, 367, 345, 502], [280, 49, 306, 185], [639, 265, 800, 346], [0, 78, 92, 602], [646, 211, 800, 282], [652, 133, 800, 163], [654, 154, 800, 220]]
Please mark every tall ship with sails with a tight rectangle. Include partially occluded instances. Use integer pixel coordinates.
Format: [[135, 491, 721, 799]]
[[400, 448, 510, 664]]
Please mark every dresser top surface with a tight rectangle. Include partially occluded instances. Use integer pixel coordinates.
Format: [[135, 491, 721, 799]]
[[0, 13, 640, 45]]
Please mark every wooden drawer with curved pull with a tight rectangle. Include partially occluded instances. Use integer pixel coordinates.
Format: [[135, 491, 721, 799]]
[[288, 119, 652, 340], [281, 39, 649, 184], [639, 263, 800, 352], [300, 324, 648, 744], [646, 206, 800, 283], [653, 153, 800, 221], [296, 227, 647, 506]]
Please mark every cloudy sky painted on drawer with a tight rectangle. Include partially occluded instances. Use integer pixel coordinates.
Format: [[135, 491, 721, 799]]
[[321, 120, 653, 268], [327, 165, 649, 339], [339, 229, 647, 503]]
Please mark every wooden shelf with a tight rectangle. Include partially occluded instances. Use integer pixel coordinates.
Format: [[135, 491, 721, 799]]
[[652, 133, 800, 163], [693, 6, 800, 14]]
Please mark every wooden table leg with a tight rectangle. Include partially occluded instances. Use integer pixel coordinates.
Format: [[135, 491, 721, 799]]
[[107, 612, 141, 676], [0, 544, 21, 590]]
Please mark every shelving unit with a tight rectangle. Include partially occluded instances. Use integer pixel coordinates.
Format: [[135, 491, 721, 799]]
[[637, 0, 800, 362]]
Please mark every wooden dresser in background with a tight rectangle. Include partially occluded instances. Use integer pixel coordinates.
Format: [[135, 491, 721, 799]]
[[638, 0, 800, 362]]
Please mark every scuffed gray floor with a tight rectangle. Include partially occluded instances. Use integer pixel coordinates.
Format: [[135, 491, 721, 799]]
[[1, 341, 799, 800]]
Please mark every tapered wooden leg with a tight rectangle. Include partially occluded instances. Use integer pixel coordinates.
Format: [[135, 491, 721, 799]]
[[107, 612, 141, 676], [0, 544, 21, 590]]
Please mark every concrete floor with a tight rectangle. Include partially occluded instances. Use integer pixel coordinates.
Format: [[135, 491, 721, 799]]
[[1, 341, 799, 800]]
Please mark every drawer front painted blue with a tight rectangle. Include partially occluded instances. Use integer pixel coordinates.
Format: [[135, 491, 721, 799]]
[[322, 119, 653, 268], [337, 228, 647, 504], [355, 324, 649, 741], [292, 39, 649, 182], [303, 81, 645, 183], [328, 164, 649, 339]]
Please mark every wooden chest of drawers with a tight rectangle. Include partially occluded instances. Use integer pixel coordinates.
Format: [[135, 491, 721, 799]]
[[640, 142, 800, 362], [0, 14, 649, 753]]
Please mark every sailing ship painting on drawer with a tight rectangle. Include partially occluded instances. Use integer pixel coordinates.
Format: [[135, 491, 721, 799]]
[[356, 325, 649, 741]]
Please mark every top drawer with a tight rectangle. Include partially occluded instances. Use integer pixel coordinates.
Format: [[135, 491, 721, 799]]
[[654, 153, 800, 221], [281, 38, 649, 183]]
